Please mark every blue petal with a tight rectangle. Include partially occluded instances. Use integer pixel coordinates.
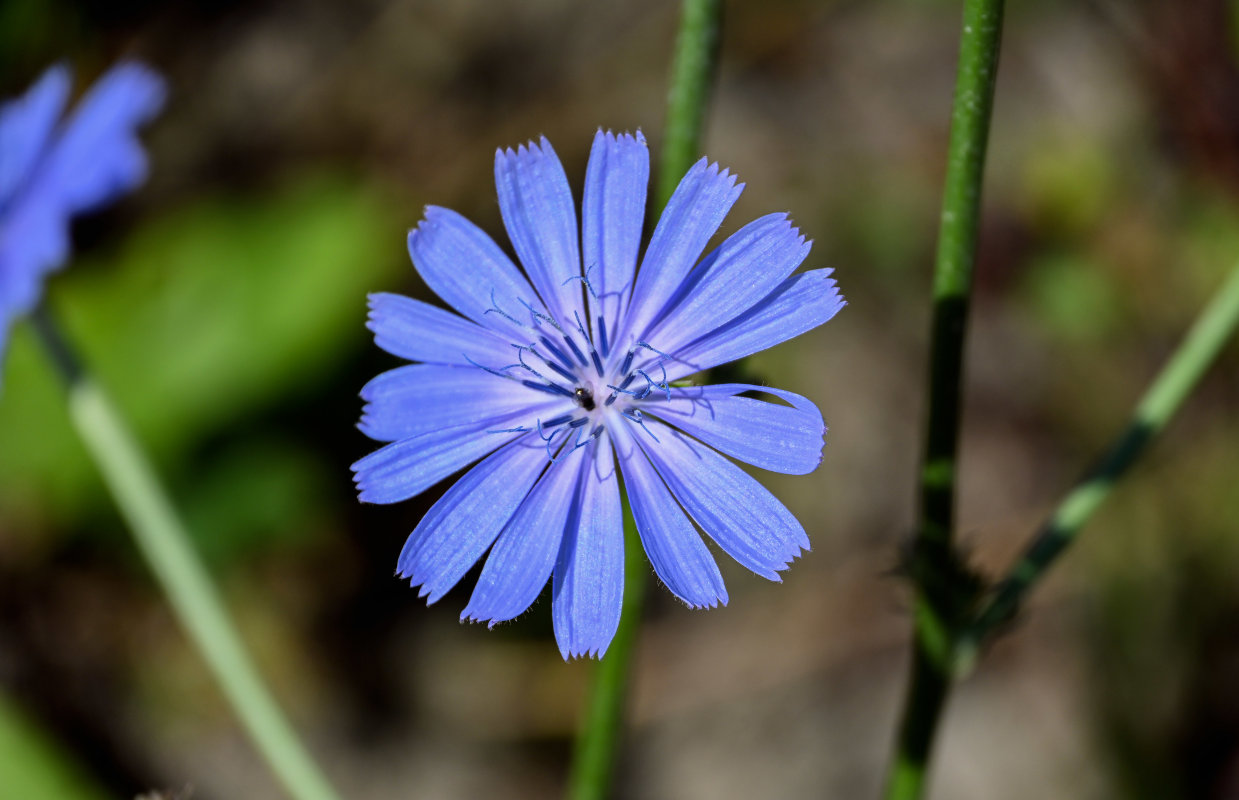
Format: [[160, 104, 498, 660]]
[[634, 418, 809, 580], [642, 383, 825, 475], [581, 129, 648, 335], [397, 436, 551, 603], [620, 158, 743, 344], [460, 449, 583, 625], [646, 213, 811, 354], [407, 206, 540, 342], [662, 268, 845, 381], [36, 61, 165, 214], [553, 435, 623, 659], [1, 62, 162, 371], [0, 64, 69, 207], [495, 137, 585, 328], [613, 424, 727, 609], [0, 201, 67, 338], [366, 292, 517, 367], [352, 421, 531, 504], [359, 363, 560, 442]]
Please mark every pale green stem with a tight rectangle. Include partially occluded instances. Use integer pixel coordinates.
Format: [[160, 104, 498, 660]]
[[955, 261, 1239, 673], [33, 309, 340, 800]]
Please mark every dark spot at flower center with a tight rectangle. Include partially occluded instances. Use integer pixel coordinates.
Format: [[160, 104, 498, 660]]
[[574, 386, 596, 411]]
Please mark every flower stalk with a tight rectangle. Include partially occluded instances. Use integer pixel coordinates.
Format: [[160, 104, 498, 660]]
[[568, 0, 723, 797], [886, 0, 1006, 798], [32, 307, 341, 800], [955, 260, 1239, 673], [566, 508, 645, 800]]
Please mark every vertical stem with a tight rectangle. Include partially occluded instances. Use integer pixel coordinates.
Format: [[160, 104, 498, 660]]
[[886, 1, 1006, 799], [567, 0, 722, 797], [566, 514, 646, 800], [656, 0, 723, 210], [32, 309, 341, 800]]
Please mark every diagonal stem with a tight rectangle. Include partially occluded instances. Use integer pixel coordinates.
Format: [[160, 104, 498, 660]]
[[885, 0, 1006, 798], [566, 1, 722, 798], [955, 261, 1239, 673], [31, 307, 341, 800]]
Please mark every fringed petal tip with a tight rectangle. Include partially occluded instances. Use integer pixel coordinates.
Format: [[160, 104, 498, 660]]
[[495, 134, 557, 162], [593, 127, 648, 148], [559, 643, 609, 662]]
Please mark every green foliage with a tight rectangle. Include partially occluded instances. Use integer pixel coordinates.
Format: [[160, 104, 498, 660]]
[[0, 694, 108, 800], [1020, 252, 1121, 342], [0, 175, 401, 540]]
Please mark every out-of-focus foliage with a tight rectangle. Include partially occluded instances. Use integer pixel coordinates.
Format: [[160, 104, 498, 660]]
[[0, 176, 401, 547], [1, 1, 1238, 799], [0, 694, 107, 800]]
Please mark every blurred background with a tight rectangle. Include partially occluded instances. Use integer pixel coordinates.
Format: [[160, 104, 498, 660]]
[[1, 0, 1238, 798]]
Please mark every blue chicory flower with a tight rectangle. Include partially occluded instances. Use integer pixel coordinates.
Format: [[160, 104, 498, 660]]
[[0, 62, 165, 375], [354, 131, 845, 659]]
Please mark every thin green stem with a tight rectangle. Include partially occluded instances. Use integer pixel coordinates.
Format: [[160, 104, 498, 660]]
[[656, 0, 722, 210], [566, 515, 646, 800], [32, 309, 340, 800], [567, 1, 722, 797], [886, 0, 1006, 798], [956, 261, 1239, 673]]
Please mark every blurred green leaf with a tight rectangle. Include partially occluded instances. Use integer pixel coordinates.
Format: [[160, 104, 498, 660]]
[[182, 438, 333, 565], [0, 694, 110, 800], [1020, 138, 1115, 239], [0, 174, 401, 533], [1020, 252, 1121, 342]]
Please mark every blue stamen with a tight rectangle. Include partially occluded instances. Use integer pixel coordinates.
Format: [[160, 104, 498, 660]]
[[562, 334, 589, 367], [606, 382, 641, 398], [561, 264, 599, 299], [636, 341, 673, 361], [526, 343, 577, 383], [541, 413, 575, 428], [572, 311, 605, 377], [547, 421, 603, 463], [513, 344, 548, 381], [568, 417, 589, 428], [622, 409, 660, 442], [604, 372, 638, 406], [484, 288, 523, 327], [537, 335, 576, 374], [619, 348, 635, 377], [635, 367, 671, 401], [521, 379, 576, 398], [596, 315, 610, 358], [542, 425, 567, 458], [519, 298, 563, 332], [464, 354, 521, 380]]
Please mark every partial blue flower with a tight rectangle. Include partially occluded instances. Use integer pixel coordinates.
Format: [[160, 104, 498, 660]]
[[0, 62, 165, 375], [354, 131, 845, 659]]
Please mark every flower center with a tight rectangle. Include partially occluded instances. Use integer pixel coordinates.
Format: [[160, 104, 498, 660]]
[[475, 289, 671, 460], [574, 386, 596, 411]]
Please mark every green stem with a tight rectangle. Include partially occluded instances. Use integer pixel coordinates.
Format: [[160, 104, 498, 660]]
[[655, 0, 722, 210], [566, 515, 646, 800], [567, 1, 722, 797], [32, 310, 340, 800], [886, 0, 1006, 798], [956, 261, 1239, 673]]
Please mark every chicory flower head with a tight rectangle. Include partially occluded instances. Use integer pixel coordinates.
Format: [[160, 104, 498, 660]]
[[354, 131, 845, 659], [0, 62, 164, 375]]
